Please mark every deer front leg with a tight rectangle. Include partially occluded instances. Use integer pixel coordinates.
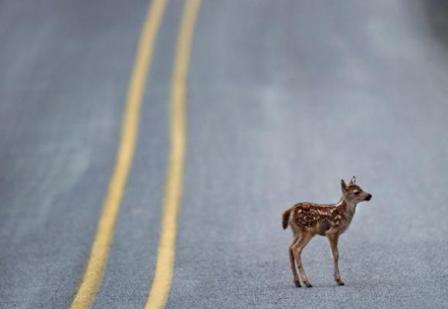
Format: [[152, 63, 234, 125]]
[[327, 234, 344, 285], [292, 232, 314, 287], [289, 236, 301, 287]]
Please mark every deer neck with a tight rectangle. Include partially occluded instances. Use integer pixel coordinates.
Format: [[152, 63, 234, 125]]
[[337, 198, 357, 221]]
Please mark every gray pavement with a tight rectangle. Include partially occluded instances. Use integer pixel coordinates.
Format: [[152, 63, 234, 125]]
[[1, 0, 448, 308]]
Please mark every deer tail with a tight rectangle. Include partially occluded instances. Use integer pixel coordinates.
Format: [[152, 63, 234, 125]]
[[282, 208, 292, 229]]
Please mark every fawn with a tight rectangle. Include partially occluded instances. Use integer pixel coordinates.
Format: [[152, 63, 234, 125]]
[[282, 176, 372, 287]]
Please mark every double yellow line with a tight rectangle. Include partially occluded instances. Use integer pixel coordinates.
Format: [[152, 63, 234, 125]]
[[70, 0, 201, 308]]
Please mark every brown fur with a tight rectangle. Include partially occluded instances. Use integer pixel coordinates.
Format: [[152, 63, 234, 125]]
[[282, 177, 372, 287]]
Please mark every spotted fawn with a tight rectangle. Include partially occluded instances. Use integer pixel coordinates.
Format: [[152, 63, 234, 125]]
[[282, 176, 372, 287]]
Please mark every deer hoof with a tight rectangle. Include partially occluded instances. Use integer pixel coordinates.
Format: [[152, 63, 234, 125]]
[[305, 282, 313, 288], [337, 281, 345, 286], [294, 280, 301, 288]]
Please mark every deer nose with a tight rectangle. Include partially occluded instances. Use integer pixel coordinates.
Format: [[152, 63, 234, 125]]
[[365, 194, 372, 201]]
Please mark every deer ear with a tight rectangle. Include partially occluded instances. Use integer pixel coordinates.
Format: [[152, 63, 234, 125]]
[[341, 179, 347, 191], [350, 176, 356, 185]]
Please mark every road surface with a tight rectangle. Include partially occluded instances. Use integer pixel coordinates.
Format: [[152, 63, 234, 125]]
[[1, 0, 447, 308]]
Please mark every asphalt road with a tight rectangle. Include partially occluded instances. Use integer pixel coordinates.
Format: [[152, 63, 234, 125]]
[[1, 0, 448, 308]]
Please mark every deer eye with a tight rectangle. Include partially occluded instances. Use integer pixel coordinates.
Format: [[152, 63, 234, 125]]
[[354, 191, 360, 195]]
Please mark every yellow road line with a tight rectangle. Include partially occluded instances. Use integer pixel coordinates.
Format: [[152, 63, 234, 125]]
[[145, 0, 201, 308], [70, 0, 167, 307]]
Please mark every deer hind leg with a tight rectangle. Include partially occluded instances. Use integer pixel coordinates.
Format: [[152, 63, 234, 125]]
[[292, 232, 314, 288], [289, 236, 301, 287], [327, 234, 344, 285]]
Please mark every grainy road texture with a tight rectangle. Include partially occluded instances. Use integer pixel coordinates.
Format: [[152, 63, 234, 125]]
[[1, 0, 448, 308]]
